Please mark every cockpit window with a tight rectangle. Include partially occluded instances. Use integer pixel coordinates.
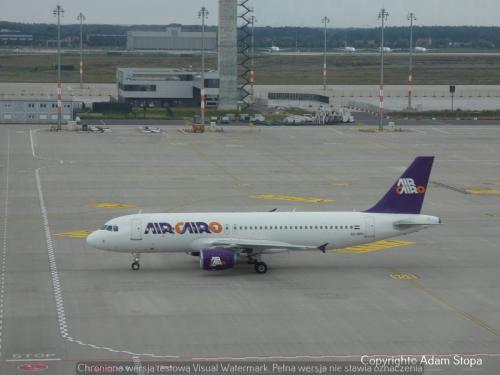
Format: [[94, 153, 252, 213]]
[[101, 225, 117, 232]]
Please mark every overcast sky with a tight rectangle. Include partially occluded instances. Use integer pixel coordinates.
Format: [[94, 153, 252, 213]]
[[2, 0, 499, 27]]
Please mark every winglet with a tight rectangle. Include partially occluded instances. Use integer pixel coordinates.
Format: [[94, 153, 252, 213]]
[[318, 243, 329, 253]]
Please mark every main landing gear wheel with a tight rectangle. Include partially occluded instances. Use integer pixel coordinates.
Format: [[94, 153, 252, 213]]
[[254, 262, 268, 274]]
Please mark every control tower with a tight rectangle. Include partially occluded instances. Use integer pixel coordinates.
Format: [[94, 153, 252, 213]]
[[218, 0, 239, 110]]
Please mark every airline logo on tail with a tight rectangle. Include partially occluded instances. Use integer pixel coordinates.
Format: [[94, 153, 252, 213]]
[[396, 178, 426, 195]]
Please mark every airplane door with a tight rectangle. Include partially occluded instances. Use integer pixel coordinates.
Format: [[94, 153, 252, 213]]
[[364, 216, 375, 238], [131, 219, 142, 240]]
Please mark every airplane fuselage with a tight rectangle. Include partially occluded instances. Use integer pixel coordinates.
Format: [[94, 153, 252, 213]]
[[88, 211, 439, 254]]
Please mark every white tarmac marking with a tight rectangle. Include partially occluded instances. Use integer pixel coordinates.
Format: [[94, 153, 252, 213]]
[[5, 358, 62, 362], [330, 128, 345, 135], [30, 128, 51, 160], [35, 167, 180, 359], [410, 128, 426, 134], [431, 127, 452, 134], [0, 129, 10, 357]]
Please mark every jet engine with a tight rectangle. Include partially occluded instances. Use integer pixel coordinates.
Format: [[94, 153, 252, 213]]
[[200, 248, 237, 271]]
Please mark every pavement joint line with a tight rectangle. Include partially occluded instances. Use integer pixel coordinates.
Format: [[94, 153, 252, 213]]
[[391, 268, 500, 338], [245, 134, 342, 187], [185, 142, 249, 188], [0, 129, 10, 358]]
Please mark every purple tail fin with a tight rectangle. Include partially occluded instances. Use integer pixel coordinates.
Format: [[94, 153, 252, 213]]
[[365, 157, 434, 214]]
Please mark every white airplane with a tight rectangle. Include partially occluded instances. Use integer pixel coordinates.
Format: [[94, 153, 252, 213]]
[[140, 125, 161, 134], [415, 46, 428, 53], [86, 157, 440, 274], [261, 43, 293, 53], [379, 46, 393, 53], [339, 46, 356, 53]]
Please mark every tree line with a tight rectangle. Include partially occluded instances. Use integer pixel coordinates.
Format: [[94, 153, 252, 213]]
[[0, 21, 498, 49]]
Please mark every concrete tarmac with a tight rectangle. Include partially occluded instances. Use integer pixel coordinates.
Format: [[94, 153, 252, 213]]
[[0, 124, 499, 374]]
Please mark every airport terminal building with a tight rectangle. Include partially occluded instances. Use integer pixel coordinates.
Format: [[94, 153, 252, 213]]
[[117, 68, 219, 107], [126, 27, 217, 51], [0, 97, 73, 123]]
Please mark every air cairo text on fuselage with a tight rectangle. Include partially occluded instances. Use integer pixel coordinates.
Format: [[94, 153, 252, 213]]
[[144, 221, 223, 235]]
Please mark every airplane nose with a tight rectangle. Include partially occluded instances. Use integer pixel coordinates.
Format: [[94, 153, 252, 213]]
[[86, 231, 100, 248]]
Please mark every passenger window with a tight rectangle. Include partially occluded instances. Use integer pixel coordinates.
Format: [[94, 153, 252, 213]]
[[113, 226, 118, 232]]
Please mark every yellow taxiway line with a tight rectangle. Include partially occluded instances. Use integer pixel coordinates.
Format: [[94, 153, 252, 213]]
[[465, 188, 500, 196], [54, 230, 92, 238], [88, 202, 136, 209], [249, 194, 335, 204], [335, 240, 416, 254]]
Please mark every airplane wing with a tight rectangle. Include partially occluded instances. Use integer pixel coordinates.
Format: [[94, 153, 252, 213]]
[[190, 238, 328, 254]]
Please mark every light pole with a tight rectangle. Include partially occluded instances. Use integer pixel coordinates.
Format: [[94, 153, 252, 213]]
[[407, 12, 416, 110], [77, 12, 86, 90], [250, 12, 257, 99], [378, 8, 389, 131], [53, 5, 64, 131], [322, 16, 330, 91], [199, 6, 209, 126]]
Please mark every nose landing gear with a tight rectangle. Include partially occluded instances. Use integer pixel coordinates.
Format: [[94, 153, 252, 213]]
[[131, 253, 140, 271]]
